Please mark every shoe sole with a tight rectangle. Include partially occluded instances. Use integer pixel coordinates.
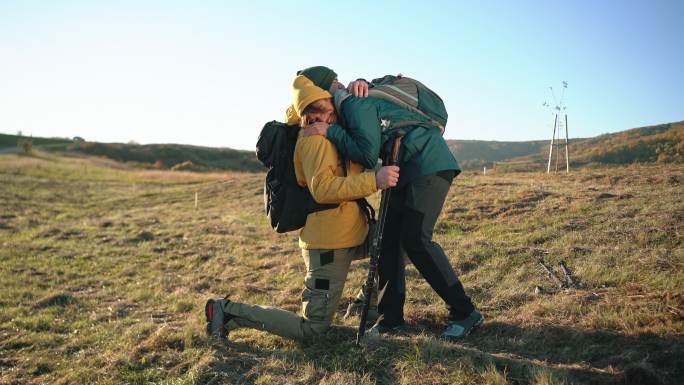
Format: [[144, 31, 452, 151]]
[[204, 299, 226, 338]]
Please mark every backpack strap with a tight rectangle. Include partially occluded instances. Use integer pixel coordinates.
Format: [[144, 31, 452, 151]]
[[333, 88, 352, 127], [356, 197, 376, 224], [334, 87, 442, 135], [367, 88, 445, 134]]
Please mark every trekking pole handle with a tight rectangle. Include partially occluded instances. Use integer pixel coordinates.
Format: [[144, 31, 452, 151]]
[[390, 135, 403, 165]]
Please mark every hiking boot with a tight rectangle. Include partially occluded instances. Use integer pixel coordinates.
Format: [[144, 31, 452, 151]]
[[344, 298, 379, 324], [365, 322, 407, 338], [441, 309, 484, 341], [204, 298, 235, 338]]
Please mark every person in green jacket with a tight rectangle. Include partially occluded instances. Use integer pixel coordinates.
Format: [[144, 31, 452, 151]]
[[299, 66, 483, 340]]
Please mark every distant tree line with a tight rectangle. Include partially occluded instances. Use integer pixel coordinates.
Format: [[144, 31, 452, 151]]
[[67, 142, 264, 172]]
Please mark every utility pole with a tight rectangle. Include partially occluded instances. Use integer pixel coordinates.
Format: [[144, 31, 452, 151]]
[[544, 81, 570, 173], [547, 114, 557, 173], [564, 113, 570, 173]]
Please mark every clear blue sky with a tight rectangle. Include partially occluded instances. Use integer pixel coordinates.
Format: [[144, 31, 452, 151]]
[[1, 0, 682, 150]]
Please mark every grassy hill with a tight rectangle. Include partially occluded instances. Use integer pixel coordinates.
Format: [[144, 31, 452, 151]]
[[1, 151, 682, 384], [568, 120, 684, 165], [0, 133, 263, 173], [0, 133, 74, 148], [4, 120, 683, 174], [65, 142, 264, 172], [446, 139, 550, 171], [496, 121, 684, 172]]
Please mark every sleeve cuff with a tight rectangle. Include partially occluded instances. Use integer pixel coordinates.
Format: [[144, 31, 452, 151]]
[[364, 171, 377, 192], [326, 124, 343, 143]]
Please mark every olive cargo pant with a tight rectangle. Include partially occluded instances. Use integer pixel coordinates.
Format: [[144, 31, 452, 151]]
[[220, 245, 372, 340]]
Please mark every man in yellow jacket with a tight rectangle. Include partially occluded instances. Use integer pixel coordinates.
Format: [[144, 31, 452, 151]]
[[204, 74, 399, 340]]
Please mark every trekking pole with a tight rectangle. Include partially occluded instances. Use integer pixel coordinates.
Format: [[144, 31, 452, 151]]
[[356, 133, 404, 345]]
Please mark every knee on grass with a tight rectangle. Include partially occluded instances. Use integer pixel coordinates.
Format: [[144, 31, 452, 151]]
[[302, 318, 332, 338]]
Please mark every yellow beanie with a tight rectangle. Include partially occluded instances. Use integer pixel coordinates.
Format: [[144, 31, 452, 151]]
[[285, 105, 300, 125], [291, 75, 332, 117]]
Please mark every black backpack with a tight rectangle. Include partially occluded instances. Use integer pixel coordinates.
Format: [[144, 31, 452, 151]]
[[256, 121, 338, 233]]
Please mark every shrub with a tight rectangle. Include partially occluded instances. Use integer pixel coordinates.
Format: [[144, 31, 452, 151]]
[[17, 139, 33, 155]]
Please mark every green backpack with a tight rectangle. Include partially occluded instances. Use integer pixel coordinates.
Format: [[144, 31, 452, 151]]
[[334, 74, 448, 134]]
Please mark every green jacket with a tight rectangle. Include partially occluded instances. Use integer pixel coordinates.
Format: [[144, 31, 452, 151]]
[[326, 94, 460, 187]]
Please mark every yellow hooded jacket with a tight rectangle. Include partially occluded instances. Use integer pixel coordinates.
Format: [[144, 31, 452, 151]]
[[288, 73, 377, 249], [294, 130, 377, 250]]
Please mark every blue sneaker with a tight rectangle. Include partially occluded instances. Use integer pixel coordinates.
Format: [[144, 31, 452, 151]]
[[441, 309, 484, 341]]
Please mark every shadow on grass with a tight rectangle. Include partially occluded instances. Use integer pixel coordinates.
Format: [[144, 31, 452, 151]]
[[412, 317, 683, 385], [206, 320, 682, 385], [208, 326, 398, 384]]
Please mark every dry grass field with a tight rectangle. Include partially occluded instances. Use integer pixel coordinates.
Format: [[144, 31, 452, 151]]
[[1, 151, 682, 385]]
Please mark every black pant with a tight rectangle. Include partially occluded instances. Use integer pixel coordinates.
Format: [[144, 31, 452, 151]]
[[377, 170, 475, 326]]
